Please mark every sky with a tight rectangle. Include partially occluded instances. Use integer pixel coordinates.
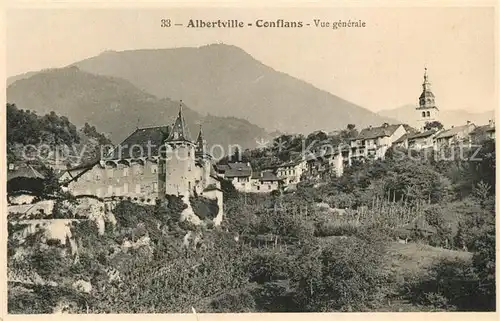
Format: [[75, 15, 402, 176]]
[[6, 5, 497, 113]]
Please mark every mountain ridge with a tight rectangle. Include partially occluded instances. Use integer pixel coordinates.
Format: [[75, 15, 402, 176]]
[[6, 66, 272, 153], [378, 104, 494, 128], [67, 43, 398, 133]]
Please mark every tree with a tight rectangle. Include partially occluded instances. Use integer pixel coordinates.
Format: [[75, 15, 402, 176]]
[[291, 236, 389, 311], [424, 121, 444, 131]]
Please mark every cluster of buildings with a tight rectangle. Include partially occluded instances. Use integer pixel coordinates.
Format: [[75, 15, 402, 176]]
[[7, 69, 496, 200], [215, 69, 496, 193], [58, 106, 223, 204]]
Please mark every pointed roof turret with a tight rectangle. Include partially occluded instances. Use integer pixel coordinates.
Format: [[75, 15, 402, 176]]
[[166, 100, 192, 143], [195, 124, 210, 158]]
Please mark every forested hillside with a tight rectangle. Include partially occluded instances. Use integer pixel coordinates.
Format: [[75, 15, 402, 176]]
[[7, 103, 111, 167]]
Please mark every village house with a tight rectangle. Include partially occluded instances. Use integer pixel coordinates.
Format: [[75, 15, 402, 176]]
[[349, 123, 407, 161], [305, 145, 346, 179], [393, 129, 441, 150], [216, 162, 283, 193], [434, 121, 476, 149], [469, 119, 496, 143], [266, 158, 307, 185], [215, 162, 253, 192], [250, 170, 282, 193], [60, 105, 222, 204]]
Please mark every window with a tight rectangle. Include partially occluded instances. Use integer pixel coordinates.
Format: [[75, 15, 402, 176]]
[[426, 111, 430, 117], [123, 167, 129, 177], [115, 187, 121, 196], [153, 182, 158, 192], [268, 185, 271, 190], [123, 183, 128, 194], [422, 111, 426, 117], [188, 163, 192, 172], [257, 186, 260, 191], [188, 181, 191, 190], [96, 188, 101, 197], [151, 165, 157, 174], [108, 185, 113, 196], [95, 172, 101, 180], [135, 184, 141, 194], [107, 168, 114, 178], [188, 151, 191, 157]]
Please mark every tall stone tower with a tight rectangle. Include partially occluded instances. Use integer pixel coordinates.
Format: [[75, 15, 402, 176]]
[[161, 102, 197, 196], [416, 68, 440, 131], [195, 124, 212, 189]]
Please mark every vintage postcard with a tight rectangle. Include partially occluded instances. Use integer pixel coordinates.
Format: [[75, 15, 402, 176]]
[[2, 1, 498, 318]]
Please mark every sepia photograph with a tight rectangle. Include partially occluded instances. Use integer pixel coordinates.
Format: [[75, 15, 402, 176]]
[[3, 4, 497, 315]]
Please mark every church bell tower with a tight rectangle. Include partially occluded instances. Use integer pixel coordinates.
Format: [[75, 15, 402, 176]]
[[416, 68, 440, 131]]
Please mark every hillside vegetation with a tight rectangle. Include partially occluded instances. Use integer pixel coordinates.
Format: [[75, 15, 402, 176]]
[[7, 132, 495, 313]]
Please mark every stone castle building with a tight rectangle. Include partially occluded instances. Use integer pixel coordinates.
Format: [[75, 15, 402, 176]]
[[61, 105, 222, 204], [416, 68, 440, 131]]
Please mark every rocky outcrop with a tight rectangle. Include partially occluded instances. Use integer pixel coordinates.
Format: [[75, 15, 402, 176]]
[[179, 193, 202, 226]]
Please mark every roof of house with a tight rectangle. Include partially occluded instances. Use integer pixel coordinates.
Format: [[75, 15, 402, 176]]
[[435, 124, 474, 139], [251, 170, 282, 182], [107, 126, 168, 160], [203, 184, 221, 192], [403, 124, 418, 135], [215, 164, 230, 173], [7, 164, 45, 181], [470, 124, 495, 135], [393, 134, 408, 144], [60, 161, 99, 185], [264, 158, 303, 170], [408, 129, 438, 140], [224, 162, 252, 178], [356, 123, 403, 140]]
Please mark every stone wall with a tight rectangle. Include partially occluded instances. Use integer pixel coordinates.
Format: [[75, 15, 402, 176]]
[[68, 159, 159, 201]]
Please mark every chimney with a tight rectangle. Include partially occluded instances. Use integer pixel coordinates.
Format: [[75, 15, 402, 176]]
[[466, 120, 471, 125], [489, 119, 494, 128], [383, 122, 389, 128], [369, 125, 373, 130]]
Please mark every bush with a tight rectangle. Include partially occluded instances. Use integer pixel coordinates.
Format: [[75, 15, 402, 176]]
[[190, 196, 219, 220], [403, 258, 484, 311], [210, 289, 256, 312], [247, 251, 290, 284]]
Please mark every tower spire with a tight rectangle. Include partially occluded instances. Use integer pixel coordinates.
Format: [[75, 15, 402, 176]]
[[166, 99, 192, 142], [418, 67, 435, 109], [195, 122, 208, 158]]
